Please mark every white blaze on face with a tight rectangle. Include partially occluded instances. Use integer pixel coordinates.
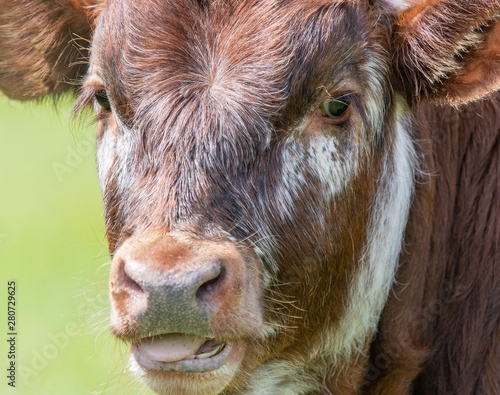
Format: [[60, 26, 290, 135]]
[[306, 134, 357, 201], [96, 127, 115, 190], [276, 126, 358, 226], [96, 114, 136, 199]]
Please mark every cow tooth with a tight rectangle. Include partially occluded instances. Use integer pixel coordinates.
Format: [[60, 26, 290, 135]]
[[211, 342, 225, 357], [195, 342, 225, 359], [182, 342, 227, 360]]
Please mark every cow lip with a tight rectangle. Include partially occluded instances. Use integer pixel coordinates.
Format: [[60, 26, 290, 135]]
[[131, 336, 232, 373]]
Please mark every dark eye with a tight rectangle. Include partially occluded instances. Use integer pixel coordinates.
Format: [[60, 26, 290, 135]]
[[320, 96, 350, 118], [95, 90, 111, 111]]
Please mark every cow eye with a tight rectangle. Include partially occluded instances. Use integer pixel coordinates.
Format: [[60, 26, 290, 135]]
[[95, 90, 111, 111], [320, 96, 350, 118]]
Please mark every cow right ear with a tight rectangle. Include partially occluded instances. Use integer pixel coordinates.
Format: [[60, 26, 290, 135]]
[[0, 0, 99, 101], [392, 0, 500, 105]]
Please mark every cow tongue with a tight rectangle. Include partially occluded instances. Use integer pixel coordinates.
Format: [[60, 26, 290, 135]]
[[138, 334, 207, 363]]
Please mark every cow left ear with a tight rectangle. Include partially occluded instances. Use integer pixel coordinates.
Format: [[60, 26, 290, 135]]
[[393, 0, 500, 105]]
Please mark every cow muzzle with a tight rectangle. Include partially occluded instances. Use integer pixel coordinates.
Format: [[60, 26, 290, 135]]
[[108, 231, 263, 388]]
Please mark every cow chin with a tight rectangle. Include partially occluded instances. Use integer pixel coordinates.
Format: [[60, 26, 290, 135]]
[[129, 340, 248, 395]]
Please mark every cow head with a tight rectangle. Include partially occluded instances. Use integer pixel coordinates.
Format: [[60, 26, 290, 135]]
[[1, 0, 499, 393]]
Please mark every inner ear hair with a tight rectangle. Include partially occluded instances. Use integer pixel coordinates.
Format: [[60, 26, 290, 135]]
[[0, 0, 95, 100], [393, 0, 500, 105]]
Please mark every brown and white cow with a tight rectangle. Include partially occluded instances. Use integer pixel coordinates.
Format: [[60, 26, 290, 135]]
[[1, 0, 499, 394]]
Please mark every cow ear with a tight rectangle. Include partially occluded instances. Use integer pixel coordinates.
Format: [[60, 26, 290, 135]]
[[393, 0, 500, 105], [0, 0, 99, 101]]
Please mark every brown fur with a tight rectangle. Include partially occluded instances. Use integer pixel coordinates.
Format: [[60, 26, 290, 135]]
[[364, 91, 500, 395]]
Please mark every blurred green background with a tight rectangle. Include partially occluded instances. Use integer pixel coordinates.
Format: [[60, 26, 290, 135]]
[[0, 97, 154, 394]]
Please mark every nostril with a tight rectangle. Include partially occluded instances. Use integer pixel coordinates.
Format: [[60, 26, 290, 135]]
[[120, 261, 144, 294], [196, 264, 225, 302]]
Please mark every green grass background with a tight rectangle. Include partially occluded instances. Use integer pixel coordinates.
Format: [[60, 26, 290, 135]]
[[0, 97, 154, 394]]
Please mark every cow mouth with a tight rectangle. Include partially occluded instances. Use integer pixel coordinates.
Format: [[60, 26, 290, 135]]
[[132, 333, 232, 373]]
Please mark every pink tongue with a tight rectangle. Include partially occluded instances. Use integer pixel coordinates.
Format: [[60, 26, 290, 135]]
[[138, 334, 206, 363]]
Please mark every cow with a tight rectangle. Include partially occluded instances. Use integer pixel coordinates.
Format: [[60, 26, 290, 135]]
[[1, 0, 498, 394]]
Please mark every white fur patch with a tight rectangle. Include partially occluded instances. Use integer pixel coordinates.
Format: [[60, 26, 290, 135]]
[[245, 361, 320, 395], [96, 127, 115, 190], [384, 0, 412, 11], [307, 135, 357, 201], [276, 143, 307, 222], [276, 134, 357, 225]]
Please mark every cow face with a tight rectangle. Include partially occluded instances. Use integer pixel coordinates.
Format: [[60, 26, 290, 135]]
[[79, 1, 415, 393]]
